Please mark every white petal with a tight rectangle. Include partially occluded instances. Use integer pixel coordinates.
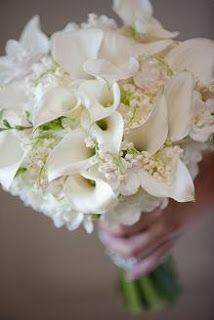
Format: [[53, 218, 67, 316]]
[[0, 81, 27, 109], [84, 57, 139, 81], [20, 15, 49, 56], [64, 211, 84, 231], [113, 0, 153, 27], [140, 159, 195, 202], [78, 80, 120, 121], [0, 131, 25, 190], [127, 94, 168, 154], [165, 71, 194, 142], [145, 18, 178, 39], [134, 40, 173, 56], [47, 128, 96, 181], [64, 170, 116, 214], [119, 167, 141, 196], [166, 38, 214, 84], [103, 189, 163, 227], [82, 111, 124, 153], [51, 29, 103, 79], [33, 86, 79, 127]]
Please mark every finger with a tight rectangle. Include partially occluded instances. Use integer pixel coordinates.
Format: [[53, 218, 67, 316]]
[[98, 209, 163, 238], [98, 222, 166, 259], [127, 242, 173, 281]]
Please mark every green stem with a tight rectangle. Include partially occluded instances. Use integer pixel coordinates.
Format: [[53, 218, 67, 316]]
[[118, 256, 181, 315]]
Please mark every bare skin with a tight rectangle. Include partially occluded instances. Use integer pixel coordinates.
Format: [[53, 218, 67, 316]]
[[98, 153, 214, 281]]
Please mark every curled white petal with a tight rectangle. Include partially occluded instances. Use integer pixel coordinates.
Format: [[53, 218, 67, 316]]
[[166, 38, 214, 84], [113, 0, 177, 38], [47, 128, 96, 181], [82, 111, 124, 153], [78, 80, 120, 121], [33, 86, 79, 127], [51, 29, 104, 79], [20, 15, 49, 56], [143, 18, 178, 39], [113, 0, 153, 27], [84, 57, 139, 82], [134, 40, 173, 57], [0, 131, 25, 190], [165, 71, 194, 142], [127, 94, 168, 154], [140, 159, 195, 202], [64, 170, 116, 214]]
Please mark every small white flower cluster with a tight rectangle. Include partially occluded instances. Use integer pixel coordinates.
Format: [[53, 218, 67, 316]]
[[119, 81, 152, 131], [0, 0, 214, 231]]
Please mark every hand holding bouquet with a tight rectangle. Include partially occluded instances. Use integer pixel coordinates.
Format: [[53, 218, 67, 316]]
[[0, 0, 213, 314]]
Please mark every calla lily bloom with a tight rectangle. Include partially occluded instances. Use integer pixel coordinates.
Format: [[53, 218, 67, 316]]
[[164, 71, 194, 142], [84, 31, 173, 81], [113, 0, 178, 39], [0, 131, 26, 190], [52, 28, 173, 82], [51, 29, 104, 79], [78, 79, 121, 121], [33, 86, 80, 127], [127, 94, 168, 154], [81, 111, 124, 153], [0, 16, 49, 85], [166, 38, 214, 85], [140, 159, 195, 202], [64, 169, 116, 214], [47, 128, 96, 181]]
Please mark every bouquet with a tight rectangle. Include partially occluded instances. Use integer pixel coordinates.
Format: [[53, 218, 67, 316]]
[[0, 0, 214, 314]]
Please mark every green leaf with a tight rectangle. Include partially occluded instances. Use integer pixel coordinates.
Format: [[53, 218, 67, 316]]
[[0, 109, 4, 121], [38, 118, 64, 132], [3, 119, 12, 129], [15, 125, 32, 131], [15, 167, 27, 177]]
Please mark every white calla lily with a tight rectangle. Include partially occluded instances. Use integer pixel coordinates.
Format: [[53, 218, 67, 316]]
[[165, 71, 194, 142], [33, 86, 80, 127], [0, 16, 49, 84], [47, 128, 96, 181], [51, 29, 104, 79], [52, 27, 173, 82], [78, 80, 120, 121], [127, 94, 168, 154], [82, 111, 124, 153], [140, 159, 195, 202], [113, 0, 178, 39], [64, 169, 116, 214], [83, 30, 140, 81], [166, 38, 214, 84], [0, 131, 26, 189], [84, 32, 173, 81], [84, 57, 139, 82]]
